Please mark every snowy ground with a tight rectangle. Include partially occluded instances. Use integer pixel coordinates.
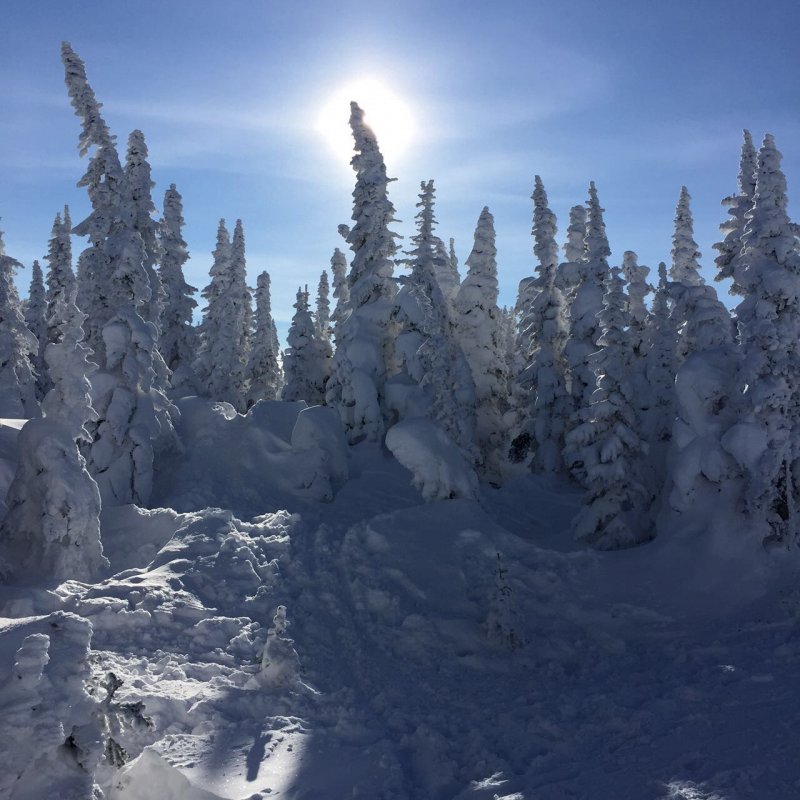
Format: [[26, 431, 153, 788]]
[[1, 405, 799, 800]]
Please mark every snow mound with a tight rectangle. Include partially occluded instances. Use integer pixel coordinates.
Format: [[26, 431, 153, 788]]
[[153, 397, 341, 515], [385, 418, 478, 501]]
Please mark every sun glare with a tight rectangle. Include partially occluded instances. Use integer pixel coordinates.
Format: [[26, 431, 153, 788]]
[[316, 77, 414, 167]]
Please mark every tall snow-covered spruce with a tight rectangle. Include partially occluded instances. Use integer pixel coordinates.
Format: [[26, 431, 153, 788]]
[[44, 208, 76, 347], [194, 219, 251, 412], [0, 229, 39, 418], [24, 259, 48, 399], [246, 271, 282, 405], [564, 182, 610, 411], [714, 130, 757, 297], [326, 102, 399, 443], [730, 134, 800, 545], [282, 286, 327, 405], [158, 183, 197, 392], [513, 176, 570, 474], [125, 129, 164, 329], [62, 42, 173, 506], [454, 205, 507, 477], [329, 247, 350, 345], [390, 180, 477, 459], [566, 268, 652, 550]]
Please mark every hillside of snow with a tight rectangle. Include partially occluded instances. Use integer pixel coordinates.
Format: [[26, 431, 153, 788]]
[[1, 402, 798, 800]]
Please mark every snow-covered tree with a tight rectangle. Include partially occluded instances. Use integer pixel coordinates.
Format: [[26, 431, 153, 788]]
[[329, 247, 350, 345], [194, 219, 251, 412], [668, 281, 739, 513], [315, 269, 333, 389], [566, 268, 652, 550], [513, 176, 570, 473], [0, 229, 38, 418], [621, 250, 651, 413], [669, 186, 707, 362], [389, 180, 477, 460], [125, 129, 164, 328], [282, 286, 327, 405], [315, 269, 331, 343], [0, 285, 107, 583], [44, 207, 76, 347], [564, 182, 610, 410], [714, 130, 757, 297], [644, 263, 678, 445], [556, 204, 587, 298], [246, 271, 282, 405], [326, 102, 399, 443], [434, 235, 461, 306], [158, 183, 197, 392], [454, 206, 508, 476], [62, 41, 173, 505], [731, 134, 800, 545], [24, 259, 48, 399]]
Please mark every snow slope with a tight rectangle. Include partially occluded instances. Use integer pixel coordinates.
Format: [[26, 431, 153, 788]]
[[0, 401, 798, 799]]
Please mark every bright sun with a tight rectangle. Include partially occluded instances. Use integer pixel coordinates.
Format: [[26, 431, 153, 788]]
[[316, 78, 414, 166]]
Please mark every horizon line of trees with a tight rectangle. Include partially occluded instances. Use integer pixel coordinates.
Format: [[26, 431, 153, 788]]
[[0, 43, 796, 582]]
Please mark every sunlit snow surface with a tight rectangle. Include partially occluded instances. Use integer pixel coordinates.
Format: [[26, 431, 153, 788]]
[[1, 399, 799, 799]]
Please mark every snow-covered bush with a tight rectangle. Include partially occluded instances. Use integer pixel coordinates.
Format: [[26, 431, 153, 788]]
[[386, 418, 478, 502]]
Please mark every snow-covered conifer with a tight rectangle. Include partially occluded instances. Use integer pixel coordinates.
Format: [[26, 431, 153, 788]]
[[566, 268, 652, 549], [732, 135, 800, 544], [434, 235, 461, 305], [194, 219, 251, 412], [315, 269, 333, 387], [44, 208, 76, 346], [125, 130, 164, 328], [62, 42, 126, 365], [24, 260, 48, 399], [669, 280, 739, 513], [282, 286, 327, 405], [329, 247, 350, 345], [326, 102, 399, 443], [564, 182, 610, 409], [158, 183, 197, 391], [513, 176, 570, 473], [246, 271, 282, 405], [315, 269, 332, 343], [453, 206, 507, 475], [390, 180, 477, 460], [621, 250, 651, 412], [0, 281, 108, 583], [556, 204, 587, 297], [0, 229, 38, 418], [669, 187, 703, 288], [643, 263, 677, 444], [62, 42, 173, 505], [714, 130, 757, 296]]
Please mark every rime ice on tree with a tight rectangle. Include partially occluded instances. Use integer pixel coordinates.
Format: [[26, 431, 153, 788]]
[[326, 102, 399, 443], [566, 268, 652, 550]]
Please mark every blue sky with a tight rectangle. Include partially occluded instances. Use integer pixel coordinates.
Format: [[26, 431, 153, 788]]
[[2, 0, 799, 339]]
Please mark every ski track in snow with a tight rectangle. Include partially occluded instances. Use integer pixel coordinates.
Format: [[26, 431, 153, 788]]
[[1, 422, 800, 798]]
